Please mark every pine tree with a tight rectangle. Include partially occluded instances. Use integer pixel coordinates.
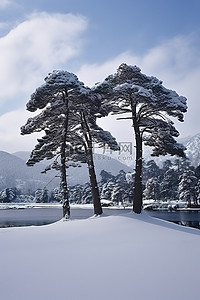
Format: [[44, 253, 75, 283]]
[[21, 70, 84, 218], [94, 63, 187, 213], [21, 70, 119, 217], [160, 168, 179, 201], [100, 181, 115, 201], [143, 177, 160, 201], [143, 160, 160, 184], [0, 188, 16, 203], [178, 170, 198, 207], [34, 189, 49, 203], [81, 183, 93, 204], [68, 185, 83, 204]]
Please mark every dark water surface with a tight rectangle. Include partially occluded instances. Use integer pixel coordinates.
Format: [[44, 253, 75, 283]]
[[146, 210, 200, 229], [0, 207, 131, 228], [1, 207, 200, 229]]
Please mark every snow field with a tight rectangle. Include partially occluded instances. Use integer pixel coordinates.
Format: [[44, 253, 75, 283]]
[[0, 211, 200, 300]]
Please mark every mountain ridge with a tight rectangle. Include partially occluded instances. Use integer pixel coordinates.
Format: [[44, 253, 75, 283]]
[[0, 151, 132, 192], [184, 133, 200, 166], [1, 132, 200, 193]]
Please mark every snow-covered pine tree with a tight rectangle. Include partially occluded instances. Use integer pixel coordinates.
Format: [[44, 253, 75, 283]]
[[93, 63, 187, 213], [142, 160, 160, 185], [68, 184, 83, 204], [143, 177, 160, 201], [34, 189, 49, 203], [178, 170, 198, 207], [112, 170, 131, 205], [159, 168, 179, 201], [81, 183, 93, 204], [0, 188, 16, 203], [100, 181, 115, 201], [21, 70, 86, 218], [162, 160, 173, 173], [21, 70, 119, 217]]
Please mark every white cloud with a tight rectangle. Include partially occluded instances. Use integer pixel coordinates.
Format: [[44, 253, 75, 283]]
[[0, 109, 42, 153], [0, 0, 13, 9], [77, 35, 199, 88], [77, 35, 200, 139], [77, 52, 137, 87], [0, 12, 88, 108]]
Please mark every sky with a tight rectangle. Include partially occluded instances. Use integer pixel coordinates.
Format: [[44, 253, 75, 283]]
[[0, 0, 200, 153]]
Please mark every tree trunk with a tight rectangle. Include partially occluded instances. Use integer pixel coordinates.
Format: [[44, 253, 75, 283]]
[[87, 147, 103, 215], [132, 126, 143, 213], [132, 101, 143, 214], [61, 92, 70, 219], [61, 149, 70, 219], [80, 111, 103, 216]]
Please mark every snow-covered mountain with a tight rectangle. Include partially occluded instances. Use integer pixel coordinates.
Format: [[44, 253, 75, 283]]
[[0, 151, 60, 193], [183, 133, 200, 166], [119, 133, 200, 167], [0, 151, 132, 192], [14, 152, 132, 185]]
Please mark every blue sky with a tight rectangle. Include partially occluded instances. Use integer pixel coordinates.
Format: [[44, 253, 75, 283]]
[[0, 0, 200, 152]]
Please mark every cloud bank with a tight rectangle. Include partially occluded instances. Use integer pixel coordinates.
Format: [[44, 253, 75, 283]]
[[0, 0, 12, 9], [0, 12, 88, 110]]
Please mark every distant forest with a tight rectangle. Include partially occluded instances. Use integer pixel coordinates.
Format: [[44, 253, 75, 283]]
[[1, 158, 200, 207]]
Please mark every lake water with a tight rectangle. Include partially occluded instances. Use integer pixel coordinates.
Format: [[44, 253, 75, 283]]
[[0, 207, 200, 229], [0, 207, 130, 228], [146, 210, 200, 229]]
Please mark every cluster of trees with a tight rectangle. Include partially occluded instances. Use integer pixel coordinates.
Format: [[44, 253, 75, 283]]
[[68, 170, 134, 205], [0, 188, 18, 203], [143, 159, 200, 206], [0, 187, 56, 203], [68, 158, 200, 207], [67, 158, 200, 207], [21, 64, 187, 216]]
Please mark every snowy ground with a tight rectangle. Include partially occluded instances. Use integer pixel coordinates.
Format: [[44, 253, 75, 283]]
[[0, 211, 200, 300]]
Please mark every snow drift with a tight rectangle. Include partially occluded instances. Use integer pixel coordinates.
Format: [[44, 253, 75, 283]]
[[0, 211, 199, 300]]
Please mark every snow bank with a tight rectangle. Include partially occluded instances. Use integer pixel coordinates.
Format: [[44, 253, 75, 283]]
[[0, 211, 199, 300]]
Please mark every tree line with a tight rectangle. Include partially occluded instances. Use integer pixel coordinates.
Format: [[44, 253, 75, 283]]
[[1, 157, 199, 207]]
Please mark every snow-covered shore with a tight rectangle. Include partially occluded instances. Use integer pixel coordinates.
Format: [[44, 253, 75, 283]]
[[0, 211, 199, 300]]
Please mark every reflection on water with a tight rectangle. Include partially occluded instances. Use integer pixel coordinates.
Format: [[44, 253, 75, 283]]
[[174, 221, 200, 229], [146, 210, 200, 229]]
